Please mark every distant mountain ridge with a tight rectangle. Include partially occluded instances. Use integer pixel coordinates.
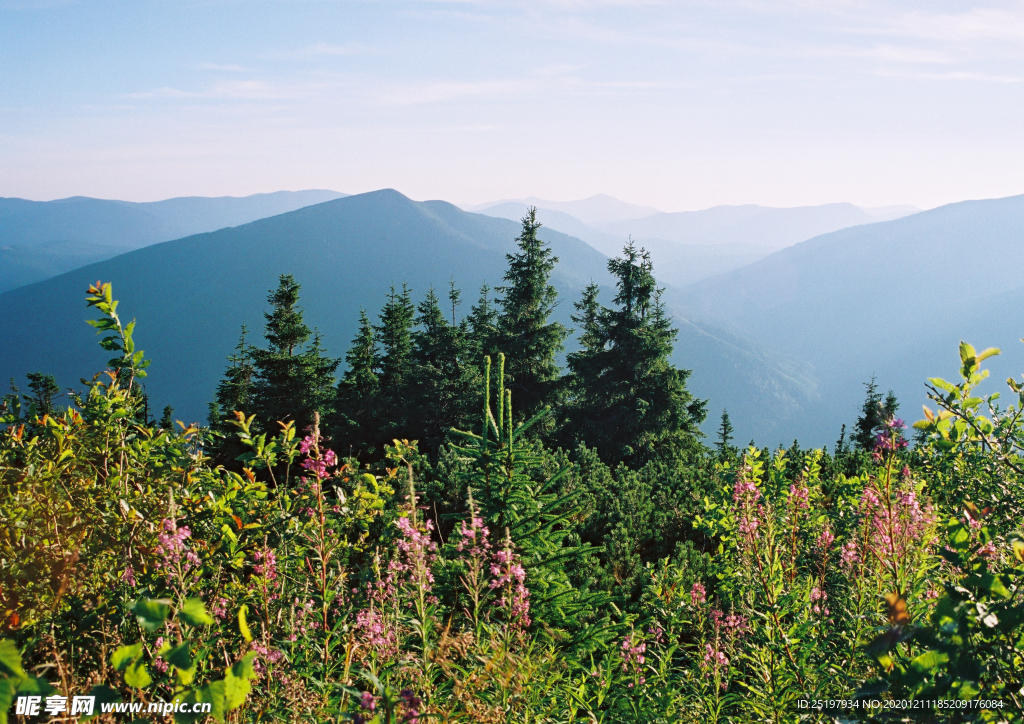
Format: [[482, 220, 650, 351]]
[[0, 190, 347, 293], [0, 189, 817, 445], [679, 193, 1024, 443], [470, 198, 921, 288]]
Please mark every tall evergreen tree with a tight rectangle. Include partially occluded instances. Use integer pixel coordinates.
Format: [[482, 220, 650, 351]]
[[494, 209, 568, 422], [210, 325, 256, 428], [465, 283, 498, 364], [853, 377, 899, 450], [715, 409, 735, 458], [375, 284, 415, 390], [24, 372, 60, 416], [249, 275, 339, 431], [564, 242, 706, 465], [332, 310, 380, 454], [408, 287, 480, 450]]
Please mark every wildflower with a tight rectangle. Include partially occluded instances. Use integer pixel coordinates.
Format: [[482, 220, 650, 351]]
[[456, 516, 491, 557], [620, 633, 647, 682], [647, 625, 665, 645], [253, 548, 278, 581], [359, 692, 376, 711], [690, 581, 706, 607], [789, 483, 810, 510], [722, 613, 749, 634], [490, 542, 531, 628], [840, 540, 859, 573], [211, 597, 229, 620], [703, 643, 729, 673], [815, 526, 835, 555], [121, 565, 136, 587], [353, 607, 397, 660]]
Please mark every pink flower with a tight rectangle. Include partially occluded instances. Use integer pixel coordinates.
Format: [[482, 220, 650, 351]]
[[690, 581, 707, 607], [121, 565, 136, 587], [815, 526, 835, 555], [703, 643, 728, 671], [789, 483, 810, 510], [490, 541, 531, 629]]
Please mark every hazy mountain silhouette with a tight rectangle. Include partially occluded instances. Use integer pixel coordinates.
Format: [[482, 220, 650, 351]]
[[0, 190, 347, 292], [469, 194, 661, 226], [0, 189, 815, 444], [604, 203, 880, 250], [680, 194, 1024, 444]]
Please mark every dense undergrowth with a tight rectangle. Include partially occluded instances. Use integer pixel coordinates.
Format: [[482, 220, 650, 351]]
[[2, 214, 1024, 722]]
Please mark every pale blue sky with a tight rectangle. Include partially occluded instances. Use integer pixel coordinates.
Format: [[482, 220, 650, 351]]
[[2, 0, 1023, 210]]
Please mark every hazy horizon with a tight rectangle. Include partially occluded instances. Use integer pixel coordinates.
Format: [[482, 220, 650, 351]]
[[3, 1, 1023, 210]]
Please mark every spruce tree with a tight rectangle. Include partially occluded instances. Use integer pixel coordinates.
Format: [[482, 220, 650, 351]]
[[715, 409, 735, 458], [250, 274, 339, 431], [494, 209, 568, 422], [375, 284, 415, 390], [211, 326, 256, 427], [409, 287, 479, 450], [564, 241, 706, 465], [369, 284, 416, 440], [853, 377, 899, 450], [24, 372, 60, 416], [331, 310, 380, 455], [466, 283, 498, 364]]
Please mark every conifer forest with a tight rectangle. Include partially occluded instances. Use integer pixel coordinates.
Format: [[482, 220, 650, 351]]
[[3, 210, 1024, 723]]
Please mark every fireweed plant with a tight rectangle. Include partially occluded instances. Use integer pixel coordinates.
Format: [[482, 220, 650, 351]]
[[2, 283, 1023, 723]]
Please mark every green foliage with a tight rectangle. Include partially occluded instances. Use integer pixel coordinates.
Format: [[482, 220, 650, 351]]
[[4, 268, 1024, 722], [564, 241, 706, 465], [493, 208, 569, 424], [249, 274, 340, 430]]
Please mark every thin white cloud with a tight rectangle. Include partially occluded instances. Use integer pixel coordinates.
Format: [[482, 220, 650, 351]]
[[297, 42, 372, 56], [873, 69, 1024, 83], [127, 80, 293, 101], [194, 63, 252, 72]]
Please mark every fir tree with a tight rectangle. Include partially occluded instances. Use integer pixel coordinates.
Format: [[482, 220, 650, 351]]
[[375, 284, 415, 390], [564, 241, 706, 465], [250, 275, 339, 430], [159, 405, 174, 430], [211, 325, 256, 427], [24, 372, 60, 416], [715, 409, 735, 457], [853, 377, 899, 450], [331, 310, 380, 455], [494, 209, 568, 422], [466, 283, 498, 364], [409, 287, 480, 450]]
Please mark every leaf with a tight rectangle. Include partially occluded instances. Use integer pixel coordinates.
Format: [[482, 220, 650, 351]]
[[947, 519, 971, 551], [230, 652, 257, 681], [130, 599, 171, 632], [177, 598, 214, 627], [123, 659, 152, 689], [0, 678, 16, 724], [959, 342, 976, 365], [111, 643, 143, 672], [977, 347, 1001, 362], [238, 605, 253, 642], [910, 649, 948, 673], [164, 643, 192, 671], [0, 639, 25, 679], [928, 378, 957, 393]]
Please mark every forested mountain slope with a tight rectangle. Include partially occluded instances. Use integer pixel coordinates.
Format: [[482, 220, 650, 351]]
[[680, 194, 1024, 443], [0, 190, 347, 292], [0, 189, 815, 443]]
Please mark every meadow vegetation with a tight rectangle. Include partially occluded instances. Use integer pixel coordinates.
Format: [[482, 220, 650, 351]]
[[2, 211, 1023, 722]]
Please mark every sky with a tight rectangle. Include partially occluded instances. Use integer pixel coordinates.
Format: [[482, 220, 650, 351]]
[[2, 0, 1023, 211]]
